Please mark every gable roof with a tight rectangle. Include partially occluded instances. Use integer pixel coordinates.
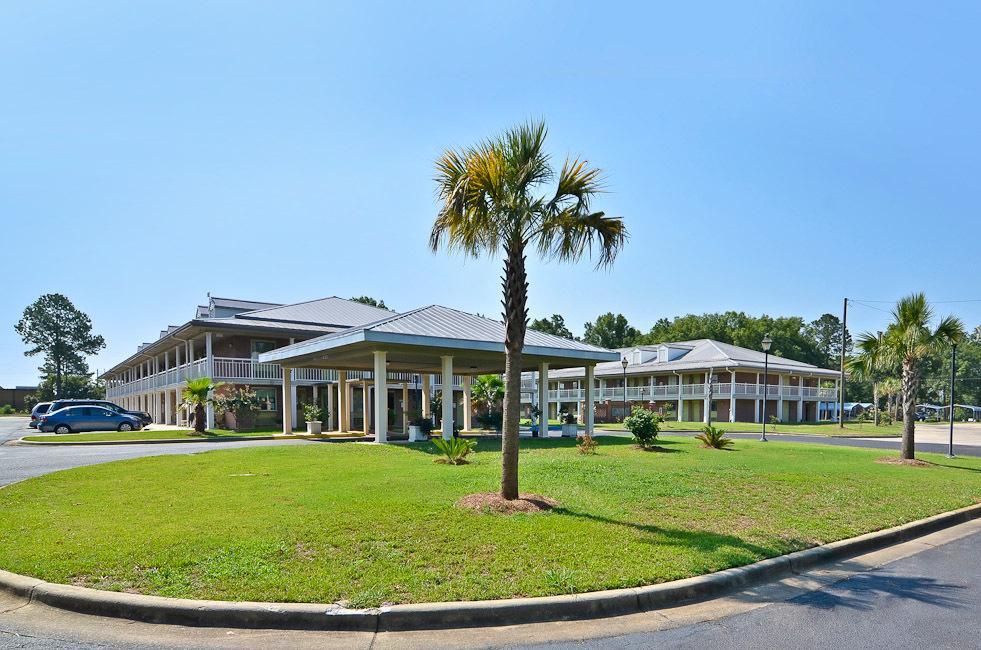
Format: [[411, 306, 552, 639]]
[[235, 296, 395, 328], [548, 338, 840, 379], [258, 305, 618, 370]]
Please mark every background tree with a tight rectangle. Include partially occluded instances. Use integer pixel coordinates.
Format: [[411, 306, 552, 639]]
[[15, 294, 105, 396], [851, 293, 964, 459], [583, 313, 640, 349], [350, 296, 389, 309], [804, 313, 852, 368], [529, 314, 575, 339], [31, 374, 104, 403], [431, 120, 626, 500], [470, 374, 504, 415]]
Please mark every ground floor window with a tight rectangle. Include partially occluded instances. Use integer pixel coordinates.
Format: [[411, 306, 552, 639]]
[[255, 388, 277, 411]]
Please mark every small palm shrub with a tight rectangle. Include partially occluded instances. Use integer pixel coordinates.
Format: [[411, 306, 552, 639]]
[[576, 433, 598, 455], [432, 437, 477, 465], [623, 406, 662, 449], [769, 415, 780, 432], [696, 425, 734, 449]]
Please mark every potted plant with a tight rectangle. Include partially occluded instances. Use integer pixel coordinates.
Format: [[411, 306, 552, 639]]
[[303, 403, 325, 435], [561, 411, 579, 437], [408, 410, 432, 442]]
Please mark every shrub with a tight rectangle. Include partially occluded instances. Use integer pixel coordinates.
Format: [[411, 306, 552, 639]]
[[562, 411, 578, 425], [576, 433, 598, 455], [769, 415, 780, 431], [432, 437, 477, 465], [696, 425, 734, 449], [475, 410, 503, 431], [302, 403, 325, 423], [213, 385, 260, 432], [0, 404, 14, 415], [878, 411, 893, 426], [409, 410, 434, 435], [623, 407, 662, 449]]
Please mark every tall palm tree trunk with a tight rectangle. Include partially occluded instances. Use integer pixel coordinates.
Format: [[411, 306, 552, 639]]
[[900, 361, 918, 459], [194, 404, 206, 433], [501, 242, 528, 500], [873, 383, 879, 426]]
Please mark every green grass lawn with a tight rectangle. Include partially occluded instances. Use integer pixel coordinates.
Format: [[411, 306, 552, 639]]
[[20, 429, 283, 443], [593, 420, 903, 437], [0, 437, 977, 606]]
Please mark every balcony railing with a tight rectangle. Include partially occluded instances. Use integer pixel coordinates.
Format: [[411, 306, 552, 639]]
[[106, 357, 466, 398], [520, 383, 837, 403]]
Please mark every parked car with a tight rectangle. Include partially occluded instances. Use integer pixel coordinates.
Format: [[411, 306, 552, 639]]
[[47, 399, 152, 427], [39, 405, 143, 434], [29, 402, 52, 428]]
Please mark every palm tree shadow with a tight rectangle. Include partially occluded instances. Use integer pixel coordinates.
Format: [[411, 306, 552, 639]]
[[552, 508, 778, 558], [786, 572, 967, 611]]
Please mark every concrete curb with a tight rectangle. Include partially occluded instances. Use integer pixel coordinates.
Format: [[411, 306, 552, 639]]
[[1, 501, 978, 631]]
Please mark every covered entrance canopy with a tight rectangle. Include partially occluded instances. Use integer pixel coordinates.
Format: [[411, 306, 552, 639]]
[[258, 305, 619, 440]]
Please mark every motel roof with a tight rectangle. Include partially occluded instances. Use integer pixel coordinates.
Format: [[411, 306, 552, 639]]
[[547, 339, 842, 380], [257, 305, 619, 374]]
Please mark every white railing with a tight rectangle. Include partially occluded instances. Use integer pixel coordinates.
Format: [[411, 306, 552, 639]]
[[105, 358, 470, 398], [523, 382, 838, 404]]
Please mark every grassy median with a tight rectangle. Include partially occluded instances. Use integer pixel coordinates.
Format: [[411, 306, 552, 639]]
[[0, 437, 977, 606]]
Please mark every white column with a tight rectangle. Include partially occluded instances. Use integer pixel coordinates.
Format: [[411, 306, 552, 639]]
[[204, 333, 214, 429], [164, 386, 172, 425], [374, 351, 388, 443], [729, 371, 737, 422], [777, 375, 784, 422], [703, 371, 711, 424], [463, 377, 472, 432], [755, 372, 761, 423], [337, 371, 348, 432], [282, 366, 293, 434], [440, 356, 454, 440], [327, 381, 336, 430], [312, 384, 319, 413], [538, 362, 549, 437], [798, 376, 804, 422], [676, 375, 683, 422], [585, 364, 596, 436], [402, 383, 409, 433], [422, 374, 431, 420], [291, 378, 298, 429], [174, 387, 181, 426], [362, 381, 371, 436]]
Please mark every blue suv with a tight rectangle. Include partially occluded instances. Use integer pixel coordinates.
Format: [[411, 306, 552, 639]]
[[39, 405, 143, 434]]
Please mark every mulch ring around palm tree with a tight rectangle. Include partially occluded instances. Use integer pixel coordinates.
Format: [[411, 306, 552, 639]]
[[875, 456, 933, 467], [456, 492, 560, 514]]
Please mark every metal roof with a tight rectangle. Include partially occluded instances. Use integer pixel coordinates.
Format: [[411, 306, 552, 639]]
[[236, 297, 395, 327], [548, 339, 841, 379], [258, 305, 619, 371], [209, 296, 282, 311]]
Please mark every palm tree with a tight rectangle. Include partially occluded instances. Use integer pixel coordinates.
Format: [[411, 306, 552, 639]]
[[851, 294, 964, 459], [182, 377, 222, 434], [431, 121, 627, 499], [471, 374, 505, 421], [879, 377, 901, 421]]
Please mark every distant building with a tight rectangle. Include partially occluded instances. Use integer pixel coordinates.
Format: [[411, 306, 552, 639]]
[[0, 386, 38, 410]]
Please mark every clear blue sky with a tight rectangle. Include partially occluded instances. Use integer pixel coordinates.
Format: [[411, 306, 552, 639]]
[[2, 1, 979, 386]]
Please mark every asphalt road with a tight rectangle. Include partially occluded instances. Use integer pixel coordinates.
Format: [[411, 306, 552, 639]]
[[529, 526, 981, 650], [0, 417, 304, 487]]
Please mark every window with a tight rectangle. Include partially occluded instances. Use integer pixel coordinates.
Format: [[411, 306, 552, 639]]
[[255, 388, 277, 412], [251, 340, 276, 358]]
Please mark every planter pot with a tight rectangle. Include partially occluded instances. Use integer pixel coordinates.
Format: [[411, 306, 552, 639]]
[[409, 425, 426, 442], [561, 423, 579, 437], [306, 421, 322, 435]]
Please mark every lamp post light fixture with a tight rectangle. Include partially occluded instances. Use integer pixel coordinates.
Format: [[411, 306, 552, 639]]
[[621, 357, 629, 423], [760, 334, 772, 441]]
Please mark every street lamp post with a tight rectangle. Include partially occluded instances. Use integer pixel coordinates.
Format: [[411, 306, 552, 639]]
[[948, 343, 957, 458], [621, 357, 629, 423], [761, 334, 772, 442]]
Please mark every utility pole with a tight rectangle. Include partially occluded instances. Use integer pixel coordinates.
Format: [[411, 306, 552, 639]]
[[839, 297, 847, 429], [948, 343, 957, 458]]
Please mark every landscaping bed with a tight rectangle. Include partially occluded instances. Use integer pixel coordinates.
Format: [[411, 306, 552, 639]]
[[594, 421, 903, 437], [0, 437, 976, 607]]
